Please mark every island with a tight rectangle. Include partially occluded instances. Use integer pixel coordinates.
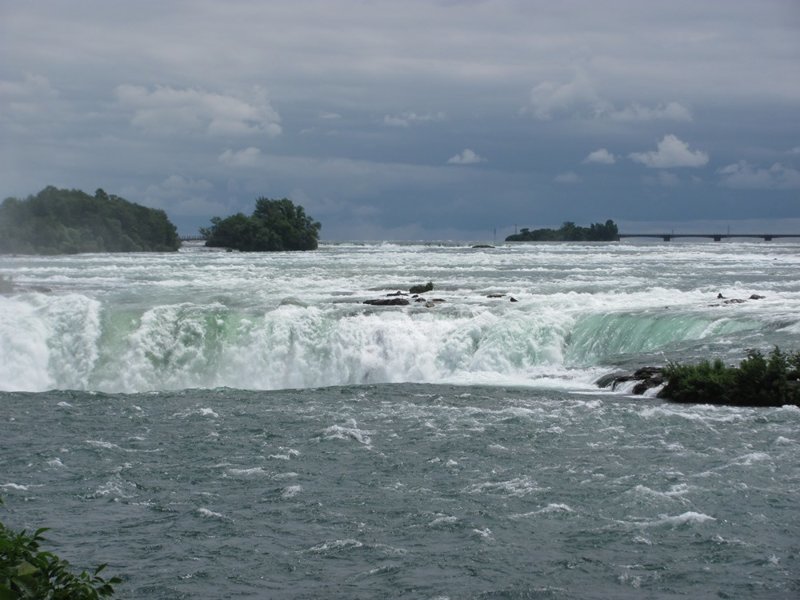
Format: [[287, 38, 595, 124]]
[[506, 220, 619, 242], [201, 197, 321, 251], [0, 186, 180, 254]]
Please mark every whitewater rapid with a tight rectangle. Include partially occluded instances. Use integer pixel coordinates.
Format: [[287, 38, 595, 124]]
[[1, 241, 799, 392]]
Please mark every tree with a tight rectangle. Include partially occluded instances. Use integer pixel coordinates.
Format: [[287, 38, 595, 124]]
[[0, 498, 120, 598], [0, 187, 180, 254], [505, 220, 619, 242], [202, 197, 321, 251]]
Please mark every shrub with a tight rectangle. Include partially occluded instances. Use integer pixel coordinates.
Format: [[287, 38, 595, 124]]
[[0, 499, 120, 599], [659, 347, 800, 407]]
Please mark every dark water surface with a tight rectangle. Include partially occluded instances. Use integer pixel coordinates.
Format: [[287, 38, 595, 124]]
[[2, 384, 798, 598]]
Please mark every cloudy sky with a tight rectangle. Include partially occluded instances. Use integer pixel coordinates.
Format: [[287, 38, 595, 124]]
[[2, 0, 799, 240]]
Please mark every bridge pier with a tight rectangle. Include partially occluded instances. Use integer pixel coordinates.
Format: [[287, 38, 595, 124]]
[[662, 235, 671, 241], [764, 235, 772, 241], [713, 235, 722, 242]]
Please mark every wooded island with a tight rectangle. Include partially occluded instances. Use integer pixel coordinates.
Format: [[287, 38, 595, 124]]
[[201, 197, 321, 251], [506, 220, 619, 242], [0, 187, 180, 254]]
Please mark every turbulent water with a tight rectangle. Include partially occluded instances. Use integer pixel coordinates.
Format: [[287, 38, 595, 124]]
[[1, 241, 799, 598]]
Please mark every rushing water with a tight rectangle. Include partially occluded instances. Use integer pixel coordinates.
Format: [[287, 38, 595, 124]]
[[1, 241, 799, 598]]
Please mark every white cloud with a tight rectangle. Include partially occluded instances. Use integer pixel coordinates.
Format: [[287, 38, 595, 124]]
[[447, 148, 485, 165], [554, 171, 581, 184], [115, 84, 281, 137], [319, 111, 342, 120], [584, 148, 616, 164], [629, 134, 709, 168], [609, 101, 692, 122], [384, 111, 445, 127], [527, 73, 691, 123], [718, 161, 800, 189], [219, 147, 263, 167]]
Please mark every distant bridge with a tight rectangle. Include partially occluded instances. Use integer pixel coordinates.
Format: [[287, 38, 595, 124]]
[[618, 233, 800, 242], [180, 235, 206, 241]]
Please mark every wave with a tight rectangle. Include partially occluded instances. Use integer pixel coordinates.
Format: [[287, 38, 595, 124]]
[[0, 291, 783, 393]]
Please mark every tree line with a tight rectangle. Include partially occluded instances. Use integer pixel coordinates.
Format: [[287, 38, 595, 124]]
[[506, 220, 619, 242], [0, 187, 180, 254]]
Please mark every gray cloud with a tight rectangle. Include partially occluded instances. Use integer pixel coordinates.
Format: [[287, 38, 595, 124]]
[[718, 161, 800, 189], [1, 0, 799, 239]]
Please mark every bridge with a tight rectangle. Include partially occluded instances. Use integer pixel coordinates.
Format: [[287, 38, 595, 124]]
[[618, 233, 800, 242], [179, 235, 206, 241]]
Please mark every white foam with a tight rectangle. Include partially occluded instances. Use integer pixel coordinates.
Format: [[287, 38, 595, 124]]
[[268, 448, 300, 460], [631, 483, 691, 500], [86, 439, 121, 450], [281, 485, 303, 499], [308, 539, 364, 553], [645, 511, 716, 527], [510, 503, 574, 519], [465, 476, 541, 497], [429, 515, 458, 527], [197, 507, 227, 520], [322, 420, 372, 446], [227, 467, 268, 476], [0, 483, 29, 491]]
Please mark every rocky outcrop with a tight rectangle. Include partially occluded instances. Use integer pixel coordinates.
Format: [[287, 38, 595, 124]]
[[596, 367, 665, 395], [711, 293, 766, 306], [409, 282, 434, 294]]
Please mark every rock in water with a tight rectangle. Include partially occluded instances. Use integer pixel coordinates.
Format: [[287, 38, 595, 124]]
[[409, 282, 434, 294]]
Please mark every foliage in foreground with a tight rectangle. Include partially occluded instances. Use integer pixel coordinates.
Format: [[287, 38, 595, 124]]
[[202, 197, 321, 251], [0, 186, 180, 254], [505, 220, 619, 242], [658, 347, 800, 406], [0, 499, 119, 599]]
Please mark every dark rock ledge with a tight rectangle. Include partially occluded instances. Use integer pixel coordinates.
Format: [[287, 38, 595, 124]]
[[596, 367, 665, 395]]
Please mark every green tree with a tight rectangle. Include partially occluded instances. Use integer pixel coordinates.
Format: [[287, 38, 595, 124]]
[[0, 498, 120, 598], [659, 347, 800, 407], [203, 197, 321, 251], [506, 220, 619, 242], [0, 187, 180, 254]]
